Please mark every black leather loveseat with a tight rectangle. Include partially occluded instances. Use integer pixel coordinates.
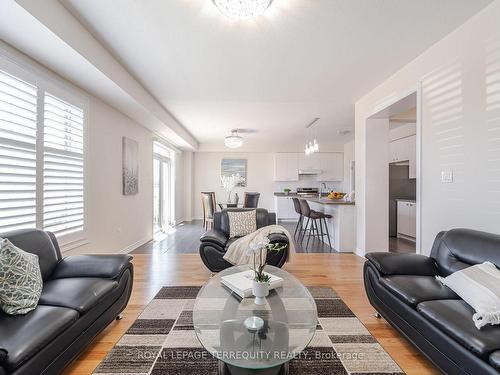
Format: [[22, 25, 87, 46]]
[[199, 208, 289, 272], [0, 229, 133, 375], [364, 228, 500, 375]]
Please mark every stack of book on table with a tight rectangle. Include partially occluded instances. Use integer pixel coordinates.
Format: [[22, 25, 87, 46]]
[[220, 270, 283, 298]]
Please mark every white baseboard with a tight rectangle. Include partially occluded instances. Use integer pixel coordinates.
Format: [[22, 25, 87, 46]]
[[119, 236, 152, 254], [355, 247, 366, 258]]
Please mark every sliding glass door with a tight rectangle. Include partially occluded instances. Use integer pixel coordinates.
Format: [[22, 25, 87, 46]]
[[153, 154, 172, 233]]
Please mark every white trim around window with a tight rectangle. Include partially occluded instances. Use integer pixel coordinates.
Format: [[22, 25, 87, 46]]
[[0, 47, 89, 250]]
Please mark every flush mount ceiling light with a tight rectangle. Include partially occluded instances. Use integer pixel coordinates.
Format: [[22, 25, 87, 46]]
[[224, 129, 244, 148], [212, 0, 273, 20]]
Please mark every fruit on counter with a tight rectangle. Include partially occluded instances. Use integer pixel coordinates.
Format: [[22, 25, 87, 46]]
[[328, 191, 345, 199]]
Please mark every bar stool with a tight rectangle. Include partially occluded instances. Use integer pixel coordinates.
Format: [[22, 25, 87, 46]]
[[291, 197, 305, 238], [298, 199, 333, 251]]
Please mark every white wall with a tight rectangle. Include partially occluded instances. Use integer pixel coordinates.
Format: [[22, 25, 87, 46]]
[[73, 98, 153, 254], [355, 0, 500, 255], [193, 152, 276, 219], [343, 140, 355, 192]]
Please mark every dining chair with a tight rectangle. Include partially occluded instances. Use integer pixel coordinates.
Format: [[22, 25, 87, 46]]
[[201, 192, 216, 230], [243, 192, 260, 208]]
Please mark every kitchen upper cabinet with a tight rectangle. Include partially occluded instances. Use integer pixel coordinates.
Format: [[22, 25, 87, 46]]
[[298, 153, 319, 170], [273, 153, 298, 181], [389, 137, 410, 163], [318, 153, 343, 181], [274, 152, 344, 182], [389, 135, 417, 179], [397, 200, 416, 239]]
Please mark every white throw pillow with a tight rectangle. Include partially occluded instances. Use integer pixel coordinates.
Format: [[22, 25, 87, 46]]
[[437, 261, 500, 329], [227, 210, 257, 238], [0, 237, 43, 315]]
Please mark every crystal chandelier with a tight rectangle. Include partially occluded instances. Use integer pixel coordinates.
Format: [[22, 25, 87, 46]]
[[212, 0, 273, 20], [305, 139, 319, 155], [224, 130, 244, 148]]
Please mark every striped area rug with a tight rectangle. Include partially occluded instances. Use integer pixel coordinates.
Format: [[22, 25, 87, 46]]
[[93, 286, 404, 375]]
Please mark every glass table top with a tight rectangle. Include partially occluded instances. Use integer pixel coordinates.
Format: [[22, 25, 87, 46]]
[[193, 265, 318, 370]]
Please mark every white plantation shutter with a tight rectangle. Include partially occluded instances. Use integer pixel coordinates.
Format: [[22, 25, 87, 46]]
[[43, 93, 85, 240], [0, 54, 87, 248], [0, 68, 38, 233]]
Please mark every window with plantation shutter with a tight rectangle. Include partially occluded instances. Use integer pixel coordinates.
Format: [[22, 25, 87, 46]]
[[0, 68, 38, 233], [43, 93, 85, 239], [0, 53, 87, 248]]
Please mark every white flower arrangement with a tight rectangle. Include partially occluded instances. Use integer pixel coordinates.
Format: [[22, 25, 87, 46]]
[[247, 237, 286, 282], [220, 173, 245, 193]]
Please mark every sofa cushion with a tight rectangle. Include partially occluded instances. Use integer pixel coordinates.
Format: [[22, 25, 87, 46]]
[[417, 300, 500, 358], [39, 278, 117, 314], [380, 275, 458, 307], [490, 351, 500, 371], [0, 305, 78, 371]]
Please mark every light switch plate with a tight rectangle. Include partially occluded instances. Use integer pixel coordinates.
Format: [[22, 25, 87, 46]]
[[441, 170, 453, 183]]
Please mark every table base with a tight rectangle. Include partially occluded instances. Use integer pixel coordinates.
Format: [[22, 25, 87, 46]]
[[218, 361, 289, 375]]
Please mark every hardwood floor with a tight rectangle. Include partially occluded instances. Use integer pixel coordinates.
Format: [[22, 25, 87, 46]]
[[65, 252, 439, 375], [132, 219, 334, 254], [389, 236, 416, 253]]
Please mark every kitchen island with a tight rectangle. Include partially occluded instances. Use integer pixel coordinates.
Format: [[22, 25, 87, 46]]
[[303, 197, 356, 252]]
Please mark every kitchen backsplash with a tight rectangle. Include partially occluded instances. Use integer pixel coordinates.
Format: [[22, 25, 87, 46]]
[[275, 175, 343, 192]]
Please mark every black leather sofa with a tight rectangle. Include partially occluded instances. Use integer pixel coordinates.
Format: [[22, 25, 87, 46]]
[[199, 208, 289, 272], [364, 228, 500, 375], [0, 229, 133, 375]]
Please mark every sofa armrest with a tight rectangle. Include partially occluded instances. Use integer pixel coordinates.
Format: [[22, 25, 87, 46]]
[[51, 255, 133, 280], [268, 232, 288, 244], [365, 252, 438, 276], [0, 349, 7, 365], [200, 230, 228, 247]]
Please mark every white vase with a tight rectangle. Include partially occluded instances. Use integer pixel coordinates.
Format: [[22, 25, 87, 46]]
[[252, 280, 269, 305]]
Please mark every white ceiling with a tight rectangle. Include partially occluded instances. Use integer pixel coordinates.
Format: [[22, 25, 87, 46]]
[[61, 0, 492, 151]]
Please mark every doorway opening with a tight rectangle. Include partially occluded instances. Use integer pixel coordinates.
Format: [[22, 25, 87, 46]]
[[364, 88, 421, 254], [153, 142, 174, 236], [388, 105, 417, 253]]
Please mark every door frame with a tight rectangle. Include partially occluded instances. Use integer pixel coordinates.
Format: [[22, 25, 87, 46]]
[[364, 83, 422, 254], [153, 153, 172, 233]]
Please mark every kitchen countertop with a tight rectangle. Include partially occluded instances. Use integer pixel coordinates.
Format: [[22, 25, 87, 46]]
[[274, 192, 330, 197], [395, 198, 416, 203], [303, 197, 355, 205]]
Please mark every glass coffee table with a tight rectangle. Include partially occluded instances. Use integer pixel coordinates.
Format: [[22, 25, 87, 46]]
[[193, 265, 317, 375]]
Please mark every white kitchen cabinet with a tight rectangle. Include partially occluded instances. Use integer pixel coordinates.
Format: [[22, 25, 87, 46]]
[[298, 153, 319, 170], [273, 153, 298, 181], [389, 137, 410, 163], [397, 200, 416, 239], [317, 153, 343, 181], [274, 196, 299, 220], [389, 135, 417, 178]]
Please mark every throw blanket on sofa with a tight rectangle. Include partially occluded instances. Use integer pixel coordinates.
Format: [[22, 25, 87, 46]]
[[223, 225, 294, 266]]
